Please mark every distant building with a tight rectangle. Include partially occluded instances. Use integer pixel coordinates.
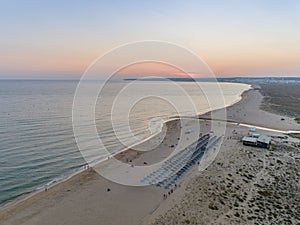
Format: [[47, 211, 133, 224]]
[[257, 135, 271, 148], [242, 137, 257, 147], [242, 134, 271, 149]]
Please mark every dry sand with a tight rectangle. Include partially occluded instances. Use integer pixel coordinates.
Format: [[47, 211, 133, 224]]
[[148, 87, 300, 225], [201, 87, 299, 131], [148, 124, 300, 225], [0, 87, 299, 225]]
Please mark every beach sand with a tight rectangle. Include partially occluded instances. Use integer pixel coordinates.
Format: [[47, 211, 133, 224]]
[[0, 118, 208, 225], [200, 87, 298, 131], [148, 124, 299, 225], [0, 87, 299, 225]]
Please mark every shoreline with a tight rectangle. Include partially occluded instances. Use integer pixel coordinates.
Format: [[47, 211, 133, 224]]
[[0, 83, 251, 208], [1, 84, 299, 225], [200, 85, 299, 131], [1, 84, 298, 208]]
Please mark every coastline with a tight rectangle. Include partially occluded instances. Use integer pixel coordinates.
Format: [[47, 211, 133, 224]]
[[200, 85, 299, 131], [0, 83, 250, 208], [1, 85, 299, 225]]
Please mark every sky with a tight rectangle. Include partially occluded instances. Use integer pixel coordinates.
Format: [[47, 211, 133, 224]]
[[0, 0, 300, 79]]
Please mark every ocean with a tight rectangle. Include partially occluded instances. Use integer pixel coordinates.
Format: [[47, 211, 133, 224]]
[[0, 80, 250, 204]]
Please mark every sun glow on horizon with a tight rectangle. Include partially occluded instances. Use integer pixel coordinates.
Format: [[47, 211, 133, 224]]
[[1, 1, 300, 79]]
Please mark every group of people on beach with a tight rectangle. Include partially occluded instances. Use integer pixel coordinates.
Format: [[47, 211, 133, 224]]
[[163, 183, 177, 199]]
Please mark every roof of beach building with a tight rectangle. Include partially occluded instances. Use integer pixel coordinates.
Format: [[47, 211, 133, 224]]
[[242, 137, 257, 143], [257, 135, 271, 144]]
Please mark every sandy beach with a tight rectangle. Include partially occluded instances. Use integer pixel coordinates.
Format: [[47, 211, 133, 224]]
[[0, 86, 299, 225], [200, 86, 299, 131]]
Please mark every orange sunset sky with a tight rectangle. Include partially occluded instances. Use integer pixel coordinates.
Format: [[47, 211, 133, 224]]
[[1, 0, 300, 79]]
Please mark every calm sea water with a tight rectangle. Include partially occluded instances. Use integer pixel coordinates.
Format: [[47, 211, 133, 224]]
[[0, 80, 249, 204]]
